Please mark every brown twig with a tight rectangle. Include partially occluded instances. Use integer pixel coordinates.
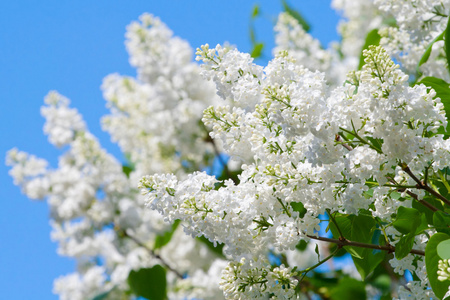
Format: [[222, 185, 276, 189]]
[[306, 234, 425, 256], [335, 134, 353, 151], [386, 176, 439, 212], [402, 164, 450, 207], [118, 228, 184, 279]]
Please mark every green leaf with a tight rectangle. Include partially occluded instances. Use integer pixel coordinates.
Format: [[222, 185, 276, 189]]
[[91, 291, 110, 300], [122, 153, 136, 178], [196, 235, 225, 258], [328, 214, 384, 279], [445, 17, 450, 75], [418, 77, 450, 99], [358, 29, 381, 70], [426, 233, 450, 299], [352, 250, 385, 280], [394, 232, 415, 260], [371, 274, 391, 294], [328, 215, 362, 259], [350, 215, 377, 259], [308, 272, 339, 295], [250, 42, 264, 59], [328, 214, 379, 265], [434, 211, 450, 235], [438, 239, 450, 259], [122, 165, 134, 178], [281, 0, 310, 32], [128, 265, 167, 300], [419, 30, 445, 67], [154, 220, 180, 250], [291, 201, 307, 218], [251, 4, 260, 19], [392, 207, 421, 234], [315, 243, 320, 260], [295, 239, 308, 251], [415, 213, 429, 235], [413, 195, 444, 224], [216, 168, 241, 189], [329, 277, 366, 300]]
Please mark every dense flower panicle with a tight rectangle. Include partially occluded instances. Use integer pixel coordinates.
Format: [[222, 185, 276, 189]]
[[53, 266, 110, 300], [332, 0, 382, 57], [103, 14, 221, 181], [376, 0, 450, 79], [9, 3, 450, 299], [6, 148, 49, 199], [333, 0, 450, 80], [273, 12, 351, 86], [7, 14, 229, 300], [274, 13, 332, 74], [438, 259, 450, 282], [126, 13, 192, 83], [142, 42, 450, 298], [196, 44, 264, 109], [219, 257, 298, 300], [41, 91, 86, 147]]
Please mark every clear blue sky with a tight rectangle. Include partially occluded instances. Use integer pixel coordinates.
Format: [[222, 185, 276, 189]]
[[0, 1, 340, 298]]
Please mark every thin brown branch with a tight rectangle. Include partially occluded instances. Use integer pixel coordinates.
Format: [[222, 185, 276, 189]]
[[335, 134, 439, 212], [306, 234, 425, 256], [118, 228, 184, 279], [406, 190, 438, 212], [326, 209, 345, 240], [387, 176, 439, 212], [335, 134, 353, 151], [402, 164, 450, 206]]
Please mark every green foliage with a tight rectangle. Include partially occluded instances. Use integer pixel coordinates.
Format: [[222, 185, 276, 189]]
[[413, 195, 444, 224], [358, 29, 381, 70], [249, 4, 264, 59], [154, 220, 180, 250], [426, 233, 450, 299], [392, 207, 428, 259], [251, 4, 259, 19], [295, 239, 308, 251], [418, 31, 445, 68], [122, 164, 134, 178], [215, 167, 242, 189], [329, 214, 374, 259], [281, 0, 310, 32], [127, 265, 167, 300], [328, 214, 384, 279], [353, 250, 385, 280], [437, 239, 450, 259], [394, 233, 415, 260], [329, 277, 366, 300], [434, 211, 450, 235], [392, 206, 421, 234], [445, 16, 450, 76], [291, 201, 307, 218], [197, 235, 225, 258], [250, 43, 264, 59], [122, 153, 136, 178], [371, 274, 391, 296], [91, 291, 111, 300]]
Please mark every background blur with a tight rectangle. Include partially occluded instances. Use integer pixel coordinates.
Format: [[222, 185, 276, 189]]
[[0, 1, 339, 298]]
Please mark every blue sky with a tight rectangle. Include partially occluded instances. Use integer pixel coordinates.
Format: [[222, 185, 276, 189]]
[[0, 1, 340, 298]]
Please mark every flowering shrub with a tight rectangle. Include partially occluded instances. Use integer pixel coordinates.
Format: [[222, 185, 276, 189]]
[[8, 1, 450, 299]]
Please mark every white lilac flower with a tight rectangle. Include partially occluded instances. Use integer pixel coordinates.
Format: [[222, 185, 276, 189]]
[[143, 43, 448, 298], [7, 14, 230, 299]]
